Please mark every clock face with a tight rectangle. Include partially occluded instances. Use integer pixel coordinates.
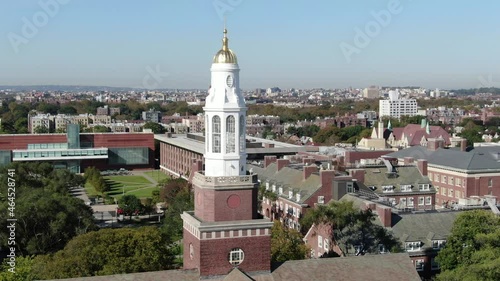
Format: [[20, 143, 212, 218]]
[[226, 75, 234, 87]]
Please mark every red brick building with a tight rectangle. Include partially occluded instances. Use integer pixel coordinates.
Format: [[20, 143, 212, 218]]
[[385, 140, 500, 207], [250, 155, 354, 231]]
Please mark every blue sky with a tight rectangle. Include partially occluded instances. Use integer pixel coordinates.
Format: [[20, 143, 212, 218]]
[[1, 0, 500, 90]]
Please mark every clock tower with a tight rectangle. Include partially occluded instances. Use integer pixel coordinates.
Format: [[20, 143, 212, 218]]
[[181, 29, 273, 278]]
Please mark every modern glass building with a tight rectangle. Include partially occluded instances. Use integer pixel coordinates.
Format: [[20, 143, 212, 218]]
[[0, 124, 154, 172]]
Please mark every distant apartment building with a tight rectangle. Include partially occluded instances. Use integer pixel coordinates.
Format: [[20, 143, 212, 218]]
[[379, 90, 418, 119], [96, 105, 121, 116], [424, 107, 465, 126], [182, 114, 204, 133], [29, 114, 113, 133], [246, 115, 283, 136], [363, 86, 380, 99], [29, 114, 53, 133], [142, 109, 162, 123], [314, 114, 368, 129]]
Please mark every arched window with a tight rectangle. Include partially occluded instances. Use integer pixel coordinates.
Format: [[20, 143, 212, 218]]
[[212, 116, 221, 153], [205, 115, 209, 152], [239, 116, 245, 152], [226, 116, 235, 153]]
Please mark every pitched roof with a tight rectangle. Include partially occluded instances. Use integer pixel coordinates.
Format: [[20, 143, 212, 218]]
[[271, 253, 421, 281], [390, 211, 459, 252], [386, 146, 500, 172], [391, 124, 451, 146], [361, 166, 433, 195], [50, 254, 421, 281], [223, 268, 257, 281], [250, 163, 335, 204]]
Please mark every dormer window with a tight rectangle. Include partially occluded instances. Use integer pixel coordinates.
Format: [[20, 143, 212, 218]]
[[265, 182, 269, 190], [382, 185, 394, 193], [296, 193, 301, 202], [272, 184, 276, 193], [405, 241, 421, 252], [278, 187, 283, 195], [400, 184, 412, 192], [419, 184, 430, 191], [432, 240, 446, 249], [288, 190, 293, 199], [346, 182, 354, 193]]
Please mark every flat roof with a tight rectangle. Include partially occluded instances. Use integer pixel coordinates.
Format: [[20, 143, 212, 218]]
[[154, 134, 319, 156]]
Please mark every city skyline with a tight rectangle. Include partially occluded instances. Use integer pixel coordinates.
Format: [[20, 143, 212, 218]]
[[2, 0, 500, 90]]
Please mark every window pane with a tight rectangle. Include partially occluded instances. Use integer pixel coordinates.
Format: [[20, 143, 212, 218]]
[[108, 147, 149, 165]]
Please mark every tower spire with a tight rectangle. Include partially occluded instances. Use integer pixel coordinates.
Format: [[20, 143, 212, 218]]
[[222, 27, 229, 51]]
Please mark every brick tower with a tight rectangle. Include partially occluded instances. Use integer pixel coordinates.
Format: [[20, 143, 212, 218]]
[[181, 28, 273, 278]]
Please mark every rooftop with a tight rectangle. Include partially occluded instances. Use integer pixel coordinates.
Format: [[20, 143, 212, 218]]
[[386, 146, 500, 172], [49, 253, 420, 281]]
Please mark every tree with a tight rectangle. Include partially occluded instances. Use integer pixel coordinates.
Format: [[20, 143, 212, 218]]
[[93, 176, 109, 196], [0, 190, 96, 255], [118, 195, 143, 219], [33, 125, 50, 134], [436, 210, 500, 281], [301, 201, 400, 257], [32, 227, 176, 279], [0, 256, 36, 281], [0, 163, 97, 255], [271, 221, 309, 262], [36, 103, 59, 115], [58, 105, 77, 115], [160, 179, 193, 241], [143, 121, 165, 134], [91, 125, 111, 132]]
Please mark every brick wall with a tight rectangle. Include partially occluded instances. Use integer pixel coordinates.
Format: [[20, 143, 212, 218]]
[[194, 186, 257, 222], [198, 235, 271, 276]]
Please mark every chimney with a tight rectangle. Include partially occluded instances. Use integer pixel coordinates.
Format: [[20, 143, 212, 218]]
[[303, 165, 317, 180], [417, 159, 428, 177], [264, 143, 275, 148], [460, 139, 467, 152], [350, 169, 365, 183], [427, 138, 443, 151], [264, 156, 277, 168], [365, 202, 376, 211], [320, 170, 335, 189], [403, 157, 414, 165], [377, 206, 392, 227], [303, 157, 315, 165], [276, 159, 290, 171]]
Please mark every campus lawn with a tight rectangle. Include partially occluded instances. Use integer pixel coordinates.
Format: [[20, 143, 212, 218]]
[[125, 187, 160, 199], [85, 174, 159, 201], [144, 170, 170, 182]]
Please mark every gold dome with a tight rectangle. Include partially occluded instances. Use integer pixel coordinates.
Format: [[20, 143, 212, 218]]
[[213, 29, 238, 64]]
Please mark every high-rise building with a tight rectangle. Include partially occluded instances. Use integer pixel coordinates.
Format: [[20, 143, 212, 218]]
[[181, 29, 273, 277], [363, 86, 380, 99], [379, 90, 418, 119]]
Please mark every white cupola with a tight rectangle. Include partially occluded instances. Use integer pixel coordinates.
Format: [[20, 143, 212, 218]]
[[204, 29, 247, 177]]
